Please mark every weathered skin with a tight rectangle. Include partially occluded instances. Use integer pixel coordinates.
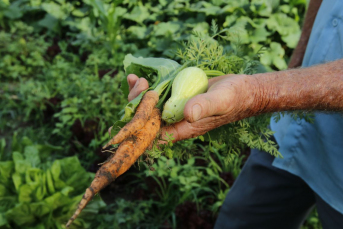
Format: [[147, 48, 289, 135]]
[[128, 59, 343, 143], [66, 108, 161, 227]]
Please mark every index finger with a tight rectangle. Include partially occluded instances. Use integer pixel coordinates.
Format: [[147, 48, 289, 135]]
[[128, 77, 149, 101], [127, 74, 139, 91], [159, 119, 204, 144]]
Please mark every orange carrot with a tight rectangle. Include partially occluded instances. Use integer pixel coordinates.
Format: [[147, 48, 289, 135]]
[[102, 90, 159, 149], [66, 108, 161, 227]]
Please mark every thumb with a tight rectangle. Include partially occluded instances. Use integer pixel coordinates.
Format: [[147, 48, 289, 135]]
[[183, 89, 232, 123]]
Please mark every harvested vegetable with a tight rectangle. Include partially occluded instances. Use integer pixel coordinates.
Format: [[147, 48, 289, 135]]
[[102, 90, 159, 149], [162, 67, 208, 124], [66, 108, 161, 227], [66, 28, 243, 227], [67, 24, 281, 227]]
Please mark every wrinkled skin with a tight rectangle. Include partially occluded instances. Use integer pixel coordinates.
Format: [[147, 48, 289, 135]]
[[112, 57, 343, 143], [111, 73, 258, 143]]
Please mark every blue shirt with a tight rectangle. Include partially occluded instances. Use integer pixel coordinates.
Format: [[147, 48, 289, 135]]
[[271, 0, 343, 214]]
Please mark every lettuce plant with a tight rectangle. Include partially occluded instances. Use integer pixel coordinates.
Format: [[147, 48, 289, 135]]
[[0, 136, 105, 229]]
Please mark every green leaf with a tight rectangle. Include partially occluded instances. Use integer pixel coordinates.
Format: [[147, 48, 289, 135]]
[[41, 2, 68, 20], [127, 26, 149, 39], [35, 184, 46, 202], [225, 17, 250, 44], [273, 56, 288, 70], [61, 114, 72, 124], [46, 169, 55, 194], [18, 184, 33, 203], [38, 14, 59, 31], [50, 160, 61, 182], [0, 213, 7, 227], [120, 54, 181, 121], [58, 156, 91, 194], [24, 145, 41, 167], [267, 13, 300, 37], [224, 15, 238, 27], [12, 172, 22, 191], [21, 137, 33, 147], [59, 156, 85, 179], [170, 167, 179, 178], [260, 42, 287, 70], [249, 26, 271, 43], [13, 152, 31, 174], [0, 183, 7, 196], [60, 186, 74, 196], [0, 138, 6, 161], [0, 161, 14, 186], [61, 107, 78, 113], [44, 192, 69, 210], [3, 2, 23, 19], [50, 160, 67, 190], [29, 202, 50, 217], [87, 0, 106, 16], [36, 144, 63, 162], [123, 54, 181, 83], [154, 22, 181, 36], [196, 2, 221, 15], [165, 148, 173, 159], [123, 4, 149, 24], [251, 0, 280, 17], [5, 203, 36, 226], [281, 30, 301, 48]]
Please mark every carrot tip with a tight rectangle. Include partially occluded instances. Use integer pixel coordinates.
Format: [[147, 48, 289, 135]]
[[66, 219, 73, 228]]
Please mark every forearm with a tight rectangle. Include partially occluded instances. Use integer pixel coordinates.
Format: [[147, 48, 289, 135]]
[[253, 59, 343, 113], [288, 0, 322, 68]]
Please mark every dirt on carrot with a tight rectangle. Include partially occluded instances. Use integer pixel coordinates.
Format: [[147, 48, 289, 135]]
[[102, 90, 159, 149], [66, 108, 161, 227]]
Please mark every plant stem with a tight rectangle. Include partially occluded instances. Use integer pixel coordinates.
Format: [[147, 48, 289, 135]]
[[203, 70, 226, 77]]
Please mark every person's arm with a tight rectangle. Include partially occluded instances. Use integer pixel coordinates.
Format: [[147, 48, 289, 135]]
[[253, 59, 343, 114], [124, 59, 343, 142], [288, 0, 322, 68]]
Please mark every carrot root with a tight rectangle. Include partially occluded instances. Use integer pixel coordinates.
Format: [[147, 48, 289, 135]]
[[103, 90, 159, 149], [66, 108, 161, 227]]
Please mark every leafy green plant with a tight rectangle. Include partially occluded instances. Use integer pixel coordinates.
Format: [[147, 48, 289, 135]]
[[1, 0, 306, 71], [0, 22, 125, 158], [0, 21, 49, 80], [0, 0, 307, 155], [0, 0, 318, 228], [117, 26, 280, 160], [129, 146, 245, 227], [0, 135, 105, 229], [91, 200, 157, 229], [301, 208, 322, 229]]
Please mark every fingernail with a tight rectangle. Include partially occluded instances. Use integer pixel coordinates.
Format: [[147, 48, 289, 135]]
[[128, 77, 133, 85], [133, 79, 140, 89], [192, 104, 202, 121]]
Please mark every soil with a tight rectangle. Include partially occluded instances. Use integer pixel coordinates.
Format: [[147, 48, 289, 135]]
[[175, 201, 215, 229], [43, 97, 62, 122], [71, 119, 99, 147]]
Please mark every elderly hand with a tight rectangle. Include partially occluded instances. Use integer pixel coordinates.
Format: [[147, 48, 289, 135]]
[[117, 73, 258, 143]]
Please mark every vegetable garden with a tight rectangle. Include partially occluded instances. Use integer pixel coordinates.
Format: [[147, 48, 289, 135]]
[[0, 0, 322, 228]]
